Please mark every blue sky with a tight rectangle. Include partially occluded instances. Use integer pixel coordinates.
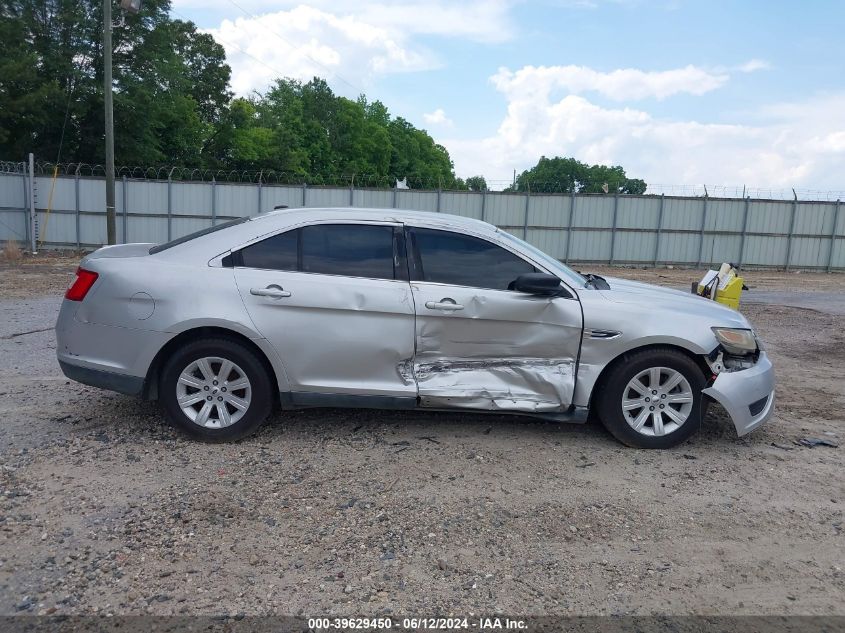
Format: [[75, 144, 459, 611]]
[[172, 1, 845, 193]]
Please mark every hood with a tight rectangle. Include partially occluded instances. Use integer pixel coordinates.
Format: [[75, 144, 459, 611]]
[[598, 276, 750, 328]]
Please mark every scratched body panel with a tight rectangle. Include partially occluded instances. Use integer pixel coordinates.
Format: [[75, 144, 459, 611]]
[[411, 283, 583, 411]]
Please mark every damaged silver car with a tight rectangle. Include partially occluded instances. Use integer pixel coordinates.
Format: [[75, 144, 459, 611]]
[[55, 208, 775, 448]]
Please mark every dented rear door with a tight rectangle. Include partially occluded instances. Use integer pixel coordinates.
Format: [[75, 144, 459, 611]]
[[234, 222, 417, 398], [407, 227, 583, 412]]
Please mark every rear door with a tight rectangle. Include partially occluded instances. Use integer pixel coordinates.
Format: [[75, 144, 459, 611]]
[[407, 226, 583, 412], [233, 221, 416, 399]]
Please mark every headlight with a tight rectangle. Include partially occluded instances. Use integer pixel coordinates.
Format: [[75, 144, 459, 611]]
[[712, 327, 757, 355]]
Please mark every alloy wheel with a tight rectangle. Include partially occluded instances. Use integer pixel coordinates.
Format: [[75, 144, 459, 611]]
[[621, 366, 694, 437], [175, 356, 252, 429]]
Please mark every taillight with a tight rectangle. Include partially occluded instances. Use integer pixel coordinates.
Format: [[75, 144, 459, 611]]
[[65, 267, 99, 301]]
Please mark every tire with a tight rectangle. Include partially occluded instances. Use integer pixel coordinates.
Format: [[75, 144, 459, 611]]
[[595, 347, 706, 449], [160, 338, 273, 442]]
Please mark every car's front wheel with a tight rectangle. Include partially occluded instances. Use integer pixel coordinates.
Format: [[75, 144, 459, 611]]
[[595, 347, 706, 449], [160, 338, 273, 441]]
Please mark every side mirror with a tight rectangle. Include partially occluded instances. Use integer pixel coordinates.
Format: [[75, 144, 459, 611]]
[[513, 272, 566, 296]]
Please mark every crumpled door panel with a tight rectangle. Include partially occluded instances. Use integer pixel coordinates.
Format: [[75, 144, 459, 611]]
[[416, 357, 575, 411], [411, 285, 583, 412]]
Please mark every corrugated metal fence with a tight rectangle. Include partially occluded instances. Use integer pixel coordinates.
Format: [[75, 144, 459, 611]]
[[1, 170, 842, 270]]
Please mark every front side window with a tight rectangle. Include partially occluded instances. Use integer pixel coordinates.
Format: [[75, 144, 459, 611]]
[[236, 224, 397, 281], [409, 227, 535, 290]]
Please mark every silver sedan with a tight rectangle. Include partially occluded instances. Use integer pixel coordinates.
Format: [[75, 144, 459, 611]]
[[55, 208, 775, 448]]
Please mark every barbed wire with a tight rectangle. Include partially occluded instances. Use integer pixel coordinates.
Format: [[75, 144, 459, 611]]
[[646, 184, 845, 202], [32, 162, 448, 188], [0, 160, 25, 175], [12, 161, 845, 202]]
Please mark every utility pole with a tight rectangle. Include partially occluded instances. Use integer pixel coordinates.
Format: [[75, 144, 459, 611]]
[[103, 0, 141, 245], [103, 0, 116, 245]]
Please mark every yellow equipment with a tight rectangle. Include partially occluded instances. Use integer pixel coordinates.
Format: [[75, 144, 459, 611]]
[[694, 262, 746, 310]]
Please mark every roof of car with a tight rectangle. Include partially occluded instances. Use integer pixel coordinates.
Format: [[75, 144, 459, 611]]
[[254, 206, 496, 233], [150, 207, 502, 262]]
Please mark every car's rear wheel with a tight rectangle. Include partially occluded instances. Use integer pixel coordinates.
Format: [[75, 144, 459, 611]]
[[595, 347, 706, 449], [160, 338, 272, 441]]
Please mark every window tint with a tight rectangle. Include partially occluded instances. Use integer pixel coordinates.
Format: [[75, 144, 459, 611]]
[[410, 227, 535, 290], [239, 229, 298, 271], [301, 224, 395, 279]]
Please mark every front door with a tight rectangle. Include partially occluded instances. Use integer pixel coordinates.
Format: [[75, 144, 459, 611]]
[[233, 222, 416, 399], [407, 226, 583, 412]]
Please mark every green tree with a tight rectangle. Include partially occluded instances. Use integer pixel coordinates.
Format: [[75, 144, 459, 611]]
[[0, 0, 230, 165], [0, 3, 466, 186], [465, 175, 487, 191], [508, 156, 647, 194]]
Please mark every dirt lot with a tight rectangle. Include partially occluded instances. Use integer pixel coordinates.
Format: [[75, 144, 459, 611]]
[[0, 255, 843, 617]]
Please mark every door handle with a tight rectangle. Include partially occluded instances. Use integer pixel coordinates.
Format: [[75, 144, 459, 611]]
[[250, 285, 291, 299], [425, 299, 464, 311]]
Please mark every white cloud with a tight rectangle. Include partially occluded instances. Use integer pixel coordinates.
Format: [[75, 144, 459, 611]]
[[204, 5, 438, 95], [195, 1, 515, 95], [178, 0, 515, 42], [441, 65, 845, 190], [735, 59, 771, 73], [423, 108, 453, 127], [491, 64, 729, 102]]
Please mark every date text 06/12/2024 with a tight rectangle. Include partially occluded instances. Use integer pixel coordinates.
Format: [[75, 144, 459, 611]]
[[307, 617, 528, 630]]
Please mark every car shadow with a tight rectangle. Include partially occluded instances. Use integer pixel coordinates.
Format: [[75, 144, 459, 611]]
[[53, 388, 749, 453]]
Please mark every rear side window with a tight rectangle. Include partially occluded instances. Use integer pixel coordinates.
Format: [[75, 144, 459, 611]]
[[409, 227, 535, 290], [235, 224, 399, 280], [239, 229, 298, 271], [302, 224, 394, 279]]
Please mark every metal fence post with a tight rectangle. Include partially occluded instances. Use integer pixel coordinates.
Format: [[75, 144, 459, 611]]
[[257, 172, 263, 214], [738, 197, 750, 267], [785, 194, 798, 271], [121, 174, 128, 244], [167, 167, 174, 241], [522, 190, 531, 239], [609, 193, 619, 264], [653, 194, 665, 267], [28, 153, 36, 253], [20, 162, 29, 248], [436, 188, 442, 213], [74, 168, 81, 250], [302, 182, 307, 207], [828, 200, 841, 272], [696, 195, 708, 268], [392, 186, 398, 209], [349, 178, 354, 207], [480, 190, 487, 222], [565, 192, 576, 264], [211, 178, 217, 226]]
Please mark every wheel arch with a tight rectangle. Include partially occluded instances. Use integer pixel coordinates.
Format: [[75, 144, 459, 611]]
[[142, 326, 284, 402], [588, 342, 711, 410]]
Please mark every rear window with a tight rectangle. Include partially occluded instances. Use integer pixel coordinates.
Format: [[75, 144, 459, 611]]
[[148, 217, 249, 254]]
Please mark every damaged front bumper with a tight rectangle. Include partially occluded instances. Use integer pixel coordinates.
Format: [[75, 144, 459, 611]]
[[702, 352, 775, 436]]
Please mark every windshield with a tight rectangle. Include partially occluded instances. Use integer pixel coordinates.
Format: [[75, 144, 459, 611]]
[[498, 230, 588, 288]]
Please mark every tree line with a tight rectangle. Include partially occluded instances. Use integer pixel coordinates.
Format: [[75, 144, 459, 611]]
[[0, 0, 645, 193]]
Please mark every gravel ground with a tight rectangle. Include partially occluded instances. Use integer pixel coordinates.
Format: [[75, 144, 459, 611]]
[[0, 255, 843, 617]]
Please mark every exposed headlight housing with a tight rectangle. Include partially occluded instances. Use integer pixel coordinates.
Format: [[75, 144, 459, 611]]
[[712, 327, 757, 355]]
